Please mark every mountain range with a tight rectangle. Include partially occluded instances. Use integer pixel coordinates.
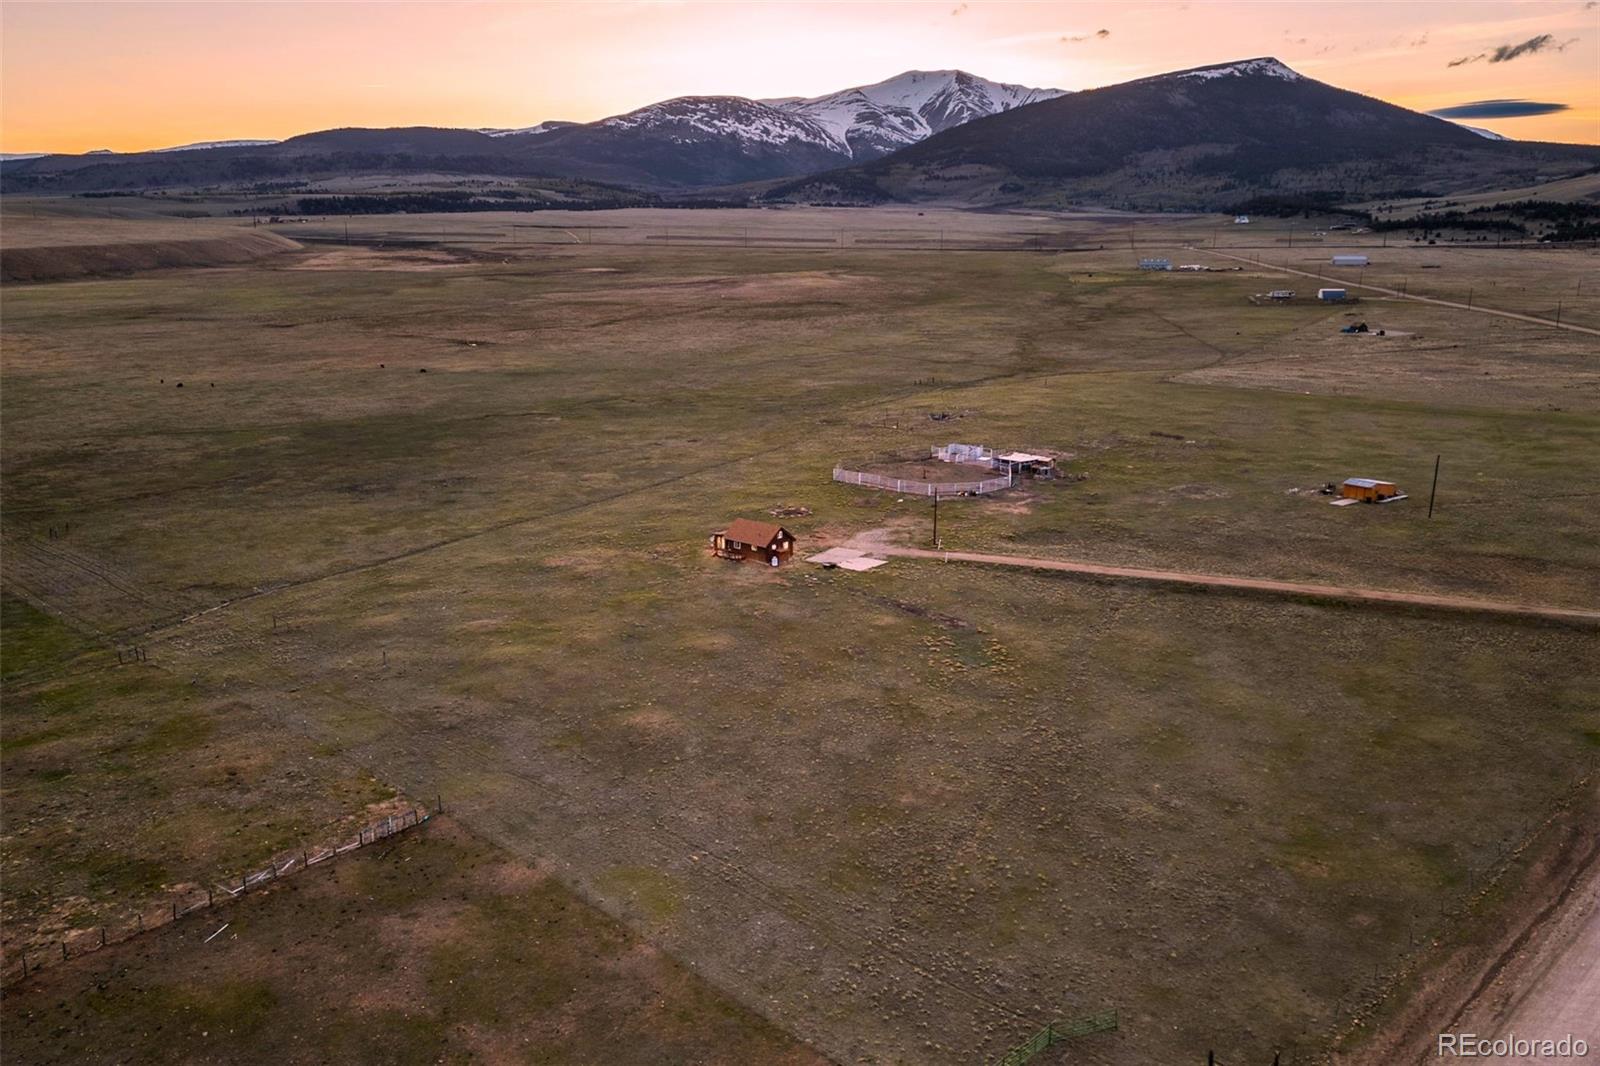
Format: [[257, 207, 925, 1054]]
[[0, 70, 1062, 191], [764, 58, 1600, 209], [3, 60, 1595, 208]]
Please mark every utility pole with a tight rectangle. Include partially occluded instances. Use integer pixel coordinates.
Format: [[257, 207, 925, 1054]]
[[1428, 455, 1441, 519], [931, 491, 939, 548], [343, 219, 349, 245], [1555, 300, 1562, 327]]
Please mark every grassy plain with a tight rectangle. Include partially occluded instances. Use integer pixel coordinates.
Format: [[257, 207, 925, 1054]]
[[2, 205, 1597, 1064]]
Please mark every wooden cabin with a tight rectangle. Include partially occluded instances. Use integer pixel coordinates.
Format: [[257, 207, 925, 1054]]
[[1340, 477, 1398, 503], [710, 518, 795, 567]]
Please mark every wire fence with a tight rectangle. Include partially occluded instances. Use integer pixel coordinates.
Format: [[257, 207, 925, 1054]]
[[833, 465, 1012, 497], [993, 1010, 1119, 1066], [2, 802, 437, 988]]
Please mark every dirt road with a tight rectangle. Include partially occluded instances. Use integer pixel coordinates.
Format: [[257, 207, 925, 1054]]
[[877, 546, 1600, 625], [1490, 878, 1600, 1060], [1204, 248, 1600, 337]]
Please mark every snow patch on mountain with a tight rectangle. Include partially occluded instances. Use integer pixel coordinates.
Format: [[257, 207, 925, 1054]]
[[153, 139, 280, 153], [1456, 123, 1510, 141], [481, 121, 575, 138], [600, 97, 844, 151], [1170, 58, 1303, 83]]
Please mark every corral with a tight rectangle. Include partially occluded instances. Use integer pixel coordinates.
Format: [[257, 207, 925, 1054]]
[[834, 454, 1014, 496], [2, 202, 1598, 1066]]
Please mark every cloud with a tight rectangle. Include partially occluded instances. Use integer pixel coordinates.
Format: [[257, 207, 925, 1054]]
[[1448, 32, 1578, 66], [1428, 99, 1571, 119], [1061, 28, 1110, 42]]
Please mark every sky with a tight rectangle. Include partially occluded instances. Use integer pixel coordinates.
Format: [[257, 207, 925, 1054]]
[[2, 0, 1596, 154]]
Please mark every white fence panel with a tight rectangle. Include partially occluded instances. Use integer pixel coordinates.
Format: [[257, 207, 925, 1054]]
[[833, 466, 1010, 497]]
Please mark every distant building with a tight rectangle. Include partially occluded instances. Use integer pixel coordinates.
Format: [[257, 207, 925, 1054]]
[[1339, 477, 1399, 503], [1331, 254, 1370, 267], [1234, 215, 1251, 224], [710, 519, 795, 566], [1138, 258, 1173, 271], [1318, 288, 1348, 301]]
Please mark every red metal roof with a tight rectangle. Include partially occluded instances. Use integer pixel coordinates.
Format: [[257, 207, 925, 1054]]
[[721, 518, 789, 547]]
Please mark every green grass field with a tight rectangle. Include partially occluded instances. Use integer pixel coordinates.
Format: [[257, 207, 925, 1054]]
[[3, 207, 1597, 1064]]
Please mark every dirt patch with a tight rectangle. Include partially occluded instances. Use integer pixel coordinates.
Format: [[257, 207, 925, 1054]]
[[556, 270, 874, 305], [289, 247, 477, 272]]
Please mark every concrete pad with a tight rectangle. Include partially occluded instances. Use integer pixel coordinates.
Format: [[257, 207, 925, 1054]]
[[807, 548, 865, 564], [835, 556, 888, 572], [807, 547, 887, 571]]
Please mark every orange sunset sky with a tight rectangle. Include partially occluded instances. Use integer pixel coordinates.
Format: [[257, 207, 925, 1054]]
[[2, 0, 1597, 154]]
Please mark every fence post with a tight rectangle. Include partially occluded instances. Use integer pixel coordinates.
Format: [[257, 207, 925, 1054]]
[[172, 901, 178, 921], [100, 927, 107, 948], [62, 941, 68, 961]]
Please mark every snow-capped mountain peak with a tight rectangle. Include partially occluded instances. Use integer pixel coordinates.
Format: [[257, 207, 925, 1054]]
[[768, 69, 1067, 160]]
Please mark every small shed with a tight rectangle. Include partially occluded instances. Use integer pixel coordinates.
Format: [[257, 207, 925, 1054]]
[[1138, 258, 1173, 271], [1318, 288, 1347, 301], [1234, 215, 1251, 224], [934, 442, 991, 464], [1339, 477, 1398, 503], [994, 452, 1056, 479], [710, 518, 795, 566], [1331, 254, 1369, 267]]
